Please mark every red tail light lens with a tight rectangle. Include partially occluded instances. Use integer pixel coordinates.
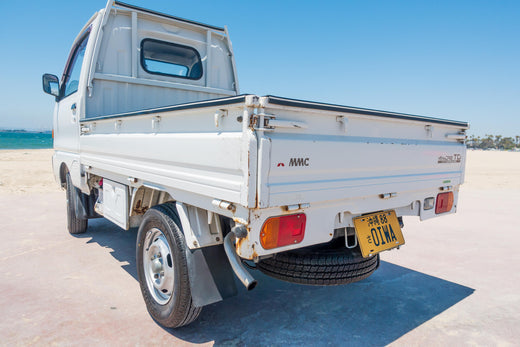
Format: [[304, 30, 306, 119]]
[[435, 192, 454, 214], [260, 214, 306, 250]]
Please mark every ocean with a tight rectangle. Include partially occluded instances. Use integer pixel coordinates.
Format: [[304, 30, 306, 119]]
[[0, 131, 53, 149]]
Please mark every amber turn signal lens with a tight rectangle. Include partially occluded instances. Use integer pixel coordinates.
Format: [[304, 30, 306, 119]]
[[260, 214, 306, 250], [435, 192, 454, 214]]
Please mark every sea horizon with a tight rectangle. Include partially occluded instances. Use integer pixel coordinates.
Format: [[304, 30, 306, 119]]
[[0, 130, 53, 149], [0, 129, 52, 134]]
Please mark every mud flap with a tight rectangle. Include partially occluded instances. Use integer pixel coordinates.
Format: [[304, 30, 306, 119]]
[[73, 187, 100, 220], [185, 244, 238, 307]]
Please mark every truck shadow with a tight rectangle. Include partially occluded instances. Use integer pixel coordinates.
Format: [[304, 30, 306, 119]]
[[84, 219, 474, 346]]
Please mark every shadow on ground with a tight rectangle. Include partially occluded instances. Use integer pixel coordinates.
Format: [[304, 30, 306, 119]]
[[83, 219, 474, 346]]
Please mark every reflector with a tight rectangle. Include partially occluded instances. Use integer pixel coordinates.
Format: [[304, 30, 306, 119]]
[[424, 197, 435, 210], [260, 214, 306, 249]]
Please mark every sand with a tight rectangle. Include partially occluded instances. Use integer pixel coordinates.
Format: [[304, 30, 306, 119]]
[[463, 150, 520, 190], [0, 149, 58, 195]]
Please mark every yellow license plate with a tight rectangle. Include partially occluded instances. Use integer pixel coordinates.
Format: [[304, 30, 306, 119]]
[[353, 210, 405, 258]]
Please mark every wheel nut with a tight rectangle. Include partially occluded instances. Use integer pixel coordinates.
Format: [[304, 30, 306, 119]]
[[153, 274, 159, 279]]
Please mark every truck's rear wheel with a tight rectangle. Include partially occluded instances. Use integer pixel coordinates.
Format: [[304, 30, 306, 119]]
[[136, 203, 201, 328], [257, 244, 379, 286], [65, 173, 88, 234]]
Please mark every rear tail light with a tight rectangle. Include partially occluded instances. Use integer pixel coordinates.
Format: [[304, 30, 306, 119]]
[[260, 214, 306, 250], [435, 192, 454, 214]]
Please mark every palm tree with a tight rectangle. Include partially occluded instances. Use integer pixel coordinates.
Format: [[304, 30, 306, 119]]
[[467, 135, 476, 148]]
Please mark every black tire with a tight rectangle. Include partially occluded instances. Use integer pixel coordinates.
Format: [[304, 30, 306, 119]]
[[65, 173, 88, 234], [257, 244, 380, 286], [136, 202, 201, 328]]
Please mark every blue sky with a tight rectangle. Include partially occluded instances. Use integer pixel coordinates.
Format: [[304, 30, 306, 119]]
[[0, 0, 518, 137]]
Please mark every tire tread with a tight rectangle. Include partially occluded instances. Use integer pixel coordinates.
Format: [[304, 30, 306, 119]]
[[65, 173, 87, 234], [257, 247, 379, 286]]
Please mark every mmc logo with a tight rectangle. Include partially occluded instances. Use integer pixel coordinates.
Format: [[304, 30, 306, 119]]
[[277, 158, 310, 167]]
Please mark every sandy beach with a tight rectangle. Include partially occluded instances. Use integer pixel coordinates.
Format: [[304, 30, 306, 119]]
[[0, 149, 57, 195], [0, 149, 519, 345]]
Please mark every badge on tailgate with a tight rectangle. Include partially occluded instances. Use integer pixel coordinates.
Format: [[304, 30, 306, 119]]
[[353, 210, 405, 258]]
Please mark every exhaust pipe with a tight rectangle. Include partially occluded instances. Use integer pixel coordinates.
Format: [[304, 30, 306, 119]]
[[223, 232, 257, 291]]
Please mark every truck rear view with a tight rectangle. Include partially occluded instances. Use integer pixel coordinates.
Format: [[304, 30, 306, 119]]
[[42, 1, 468, 328]]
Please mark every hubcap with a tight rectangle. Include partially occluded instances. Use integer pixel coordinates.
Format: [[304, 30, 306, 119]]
[[143, 228, 174, 305]]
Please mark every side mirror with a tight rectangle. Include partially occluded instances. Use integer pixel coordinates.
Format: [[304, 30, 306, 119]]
[[42, 73, 60, 97]]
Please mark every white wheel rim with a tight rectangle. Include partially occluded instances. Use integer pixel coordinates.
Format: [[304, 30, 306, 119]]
[[143, 228, 175, 305]]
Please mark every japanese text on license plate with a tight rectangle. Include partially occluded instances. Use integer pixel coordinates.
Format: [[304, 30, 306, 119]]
[[353, 210, 405, 258]]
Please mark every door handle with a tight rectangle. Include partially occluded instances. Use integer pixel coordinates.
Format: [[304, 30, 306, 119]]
[[71, 103, 77, 123]]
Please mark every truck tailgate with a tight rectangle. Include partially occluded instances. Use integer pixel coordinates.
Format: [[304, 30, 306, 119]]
[[255, 96, 469, 209]]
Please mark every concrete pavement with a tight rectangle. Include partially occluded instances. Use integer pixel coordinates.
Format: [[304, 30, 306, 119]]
[[0, 185, 518, 345]]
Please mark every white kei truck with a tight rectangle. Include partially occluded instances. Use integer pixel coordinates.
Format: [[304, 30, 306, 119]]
[[42, 1, 468, 328]]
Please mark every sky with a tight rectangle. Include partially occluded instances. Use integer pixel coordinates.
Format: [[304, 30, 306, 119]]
[[0, 0, 518, 137]]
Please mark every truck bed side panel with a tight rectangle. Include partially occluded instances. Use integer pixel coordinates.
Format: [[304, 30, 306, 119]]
[[80, 103, 253, 207]]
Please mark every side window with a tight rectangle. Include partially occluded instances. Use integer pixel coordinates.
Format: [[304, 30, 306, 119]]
[[62, 33, 90, 98], [141, 39, 203, 80]]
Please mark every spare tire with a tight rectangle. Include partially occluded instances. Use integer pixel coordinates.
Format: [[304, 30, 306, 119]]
[[257, 244, 379, 286]]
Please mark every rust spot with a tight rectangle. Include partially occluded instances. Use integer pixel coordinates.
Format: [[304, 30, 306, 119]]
[[133, 199, 149, 215], [234, 227, 251, 254], [232, 216, 248, 225], [236, 237, 244, 249]]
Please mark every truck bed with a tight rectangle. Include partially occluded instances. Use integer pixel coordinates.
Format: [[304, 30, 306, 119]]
[[78, 94, 468, 234]]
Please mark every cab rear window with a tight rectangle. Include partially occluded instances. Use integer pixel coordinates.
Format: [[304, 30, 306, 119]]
[[140, 39, 203, 80]]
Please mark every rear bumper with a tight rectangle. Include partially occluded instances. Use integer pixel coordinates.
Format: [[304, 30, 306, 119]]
[[236, 185, 460, 259]]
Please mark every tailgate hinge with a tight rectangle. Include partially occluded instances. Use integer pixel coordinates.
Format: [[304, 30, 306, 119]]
[[250, 112, 274, 131], [251, 113, 307, 131]]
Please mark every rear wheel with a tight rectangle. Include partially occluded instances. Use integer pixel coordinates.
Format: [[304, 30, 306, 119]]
[[136, 203, 201, 328], [65, 173, 88, 234], [257, 242, 380, 286]]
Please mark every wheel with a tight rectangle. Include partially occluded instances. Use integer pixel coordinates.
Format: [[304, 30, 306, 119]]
[[136, 202, 201, 328], [65, 172, 88, 234], [257, 243, 380, 286]]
